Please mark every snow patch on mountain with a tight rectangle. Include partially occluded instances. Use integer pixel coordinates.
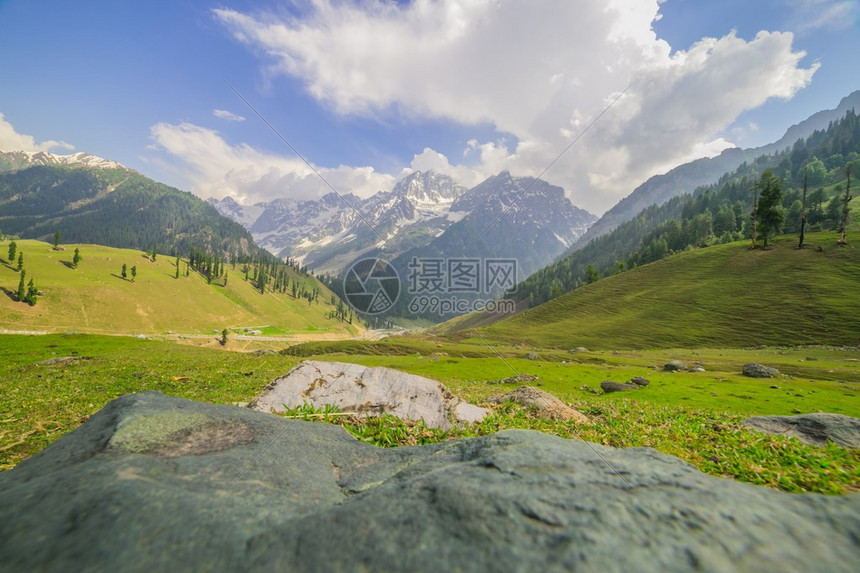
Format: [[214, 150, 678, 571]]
[[0, 150, 128, 172]]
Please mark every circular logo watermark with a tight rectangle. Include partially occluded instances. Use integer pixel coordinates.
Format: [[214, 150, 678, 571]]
[[342, 258, 400, 314]]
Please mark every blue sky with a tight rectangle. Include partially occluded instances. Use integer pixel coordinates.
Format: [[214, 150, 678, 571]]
[[0, 0, 857, 214]]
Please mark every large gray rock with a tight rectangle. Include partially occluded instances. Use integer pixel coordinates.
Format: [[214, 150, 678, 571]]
[[248, 360, 487, 429], [1, 392, 858, 572], [742, 363, 780, 378], [743, 413, 860, 448]]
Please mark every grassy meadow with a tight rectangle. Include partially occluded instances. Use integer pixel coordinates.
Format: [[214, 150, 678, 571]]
[[0, 239, 361, 337], [479, 230, 860, 349]]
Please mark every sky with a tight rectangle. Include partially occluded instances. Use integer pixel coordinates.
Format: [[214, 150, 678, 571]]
[[0, 0, 857, 216]]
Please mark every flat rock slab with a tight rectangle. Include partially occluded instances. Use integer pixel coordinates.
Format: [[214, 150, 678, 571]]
[[1, 392, 858, 572], [248, 360, 487, 429], [485, 386, 589, 423], [743, 413, 860, 448]]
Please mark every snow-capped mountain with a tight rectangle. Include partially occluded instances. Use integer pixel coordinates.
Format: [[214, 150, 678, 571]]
[[390, 171, 597, 282], [210, 170, 596, 280], [209, 171, 468, 273], [0, 150, 125, 171]]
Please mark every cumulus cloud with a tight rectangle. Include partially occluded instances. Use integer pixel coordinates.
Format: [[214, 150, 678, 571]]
[[212, 109, 246, 122], [0, 112, 74, 153], [149, 121, 393, 204], [201, 0, 817, 213]]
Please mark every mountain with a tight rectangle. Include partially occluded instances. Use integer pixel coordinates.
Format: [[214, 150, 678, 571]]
[[0, 161, 258, 258], [477, 228, 860, 350], [394, 171, 595, 277], [0, 150, 124, 172], [508, 108, 860, 309], [359, 172, 595, 321], [567, 90, 860, 254], [210, 170, 469, 273], [213, 170, 596, 289]]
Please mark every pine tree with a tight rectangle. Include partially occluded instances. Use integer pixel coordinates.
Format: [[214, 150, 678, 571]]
[[749, 177, 759, 249], [7, 240, 17, 263], [838, 164, 854, 245], [53, 230, 60, 249], [175, 256, 180, 279], [17, 252, 23, 272], [755, 171, 785, 249], [73, 248, 82, 268], [121, 264, 128, 280], [798, 171, 808, 249], [17, 270, 26, 301], [131, 265, 137, 282], [25, 278, 37, 306]]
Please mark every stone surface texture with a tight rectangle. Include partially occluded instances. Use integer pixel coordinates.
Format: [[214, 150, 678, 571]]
[[1, 392, 858, 572], [248, 360, 487, 429]]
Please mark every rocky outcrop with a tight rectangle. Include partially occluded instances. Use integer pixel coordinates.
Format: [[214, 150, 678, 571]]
[[742, 363, 780, 378], [248, 360, 487, 429], [485, 386, 589, 423], [743, 413, 860, 448], [1, 392, 858, 572]]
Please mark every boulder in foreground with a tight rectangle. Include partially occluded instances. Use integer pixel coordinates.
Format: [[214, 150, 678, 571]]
[[248, 360, 487, 429], [1, 392, 858, 572]]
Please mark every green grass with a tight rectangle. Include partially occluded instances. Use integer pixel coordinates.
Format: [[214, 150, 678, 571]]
[[295, 344, 860, 417], [1, 333, 857, 494], [0, 240, 361, 336], [478, 230, 860, 350], [0, 333, 299, 470]]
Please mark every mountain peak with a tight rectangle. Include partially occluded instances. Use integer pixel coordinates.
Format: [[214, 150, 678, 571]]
[[0, 150, 125, 172]]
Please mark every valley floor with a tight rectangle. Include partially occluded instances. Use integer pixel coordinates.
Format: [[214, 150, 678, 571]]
[[1, 333, 857, 494]]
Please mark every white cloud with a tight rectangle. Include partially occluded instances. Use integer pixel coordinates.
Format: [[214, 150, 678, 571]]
[[786, 0, 858, 32], [149, 121, 393, 204], [206, 0, 817, 214], [0, 112, 74, 153], [212, 109, 246, 122]]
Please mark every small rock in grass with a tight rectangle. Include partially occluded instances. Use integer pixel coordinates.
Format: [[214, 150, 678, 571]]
[[601, 381, 639, 393], [524, 352, 540, 361], [663, 360, 687, 372], [485, 386, 589, 423], [629, 377, 650, 387], [743, 363, 780, 378]]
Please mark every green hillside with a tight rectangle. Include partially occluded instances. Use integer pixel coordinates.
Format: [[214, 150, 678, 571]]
[[479, 230, 860, 350], [0, 165, 258, 258], [0, 240, 361, 337]]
